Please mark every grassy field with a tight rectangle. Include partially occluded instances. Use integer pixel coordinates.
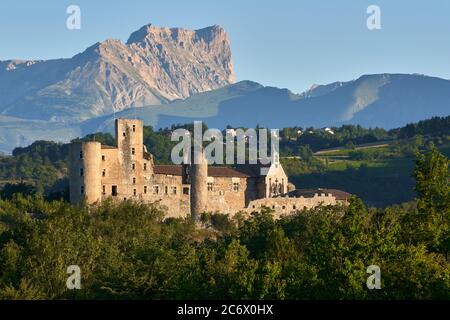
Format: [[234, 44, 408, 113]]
[[286, 143, 450, 207]]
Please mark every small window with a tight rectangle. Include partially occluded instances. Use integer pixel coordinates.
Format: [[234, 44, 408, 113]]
[[272, 205, 275, 209], [123, 132, 126, 137], [112, 185, 118, 196], [144, 186, 147, 194], [79, 151, 83, 159], [165, 186, 168, 195], [282, 205, 286, 210], [154, 185, 160, 194], [133, 177, 136, 184], [233, 182, 239, 192], [183, 187, 189, 195], [144, 163, 147, 171], [102, 169, 106, 177], [132, 163, 135, 170], [79, 168, 84, 177], [293, 205, 297, 210], [102, 155, 105, 161], [207, 182, 213, 191], [131, 148, 135, 155], [132, 125, 136, 132], [102, 185, 106, 195], [133, 189, 137, 196], [80, 186, 84, 194], [171, 186, 177, 195]]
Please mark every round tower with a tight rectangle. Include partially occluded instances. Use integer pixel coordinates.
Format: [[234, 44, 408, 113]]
[[69, 141, 102, 204], [190, 147, 208, 220]]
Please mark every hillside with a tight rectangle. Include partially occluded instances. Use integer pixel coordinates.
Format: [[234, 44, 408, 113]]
[[87, 74, 450, 136]]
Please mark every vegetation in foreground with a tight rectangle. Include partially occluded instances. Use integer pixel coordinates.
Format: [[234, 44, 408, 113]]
[[0, 146, 448, 300]]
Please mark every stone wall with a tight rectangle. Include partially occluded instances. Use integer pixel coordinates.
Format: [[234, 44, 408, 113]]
[[246, 193, 341, 218]]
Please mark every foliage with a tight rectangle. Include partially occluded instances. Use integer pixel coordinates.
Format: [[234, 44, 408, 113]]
[[0, 147, 448, 300]]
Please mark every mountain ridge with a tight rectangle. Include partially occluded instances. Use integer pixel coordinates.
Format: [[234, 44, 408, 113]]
[[0, 23, 234, 122]]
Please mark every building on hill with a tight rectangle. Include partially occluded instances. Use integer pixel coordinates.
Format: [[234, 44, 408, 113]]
[[69, 119, 350, 218]]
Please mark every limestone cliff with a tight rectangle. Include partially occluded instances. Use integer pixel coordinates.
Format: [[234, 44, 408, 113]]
[[0, 24, 234, 121]]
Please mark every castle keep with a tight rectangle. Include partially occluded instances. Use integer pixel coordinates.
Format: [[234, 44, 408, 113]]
[[69, 119, 349, 218]]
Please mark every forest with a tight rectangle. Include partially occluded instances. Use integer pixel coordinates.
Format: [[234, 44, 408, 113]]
[[0, 144, 448, 299]]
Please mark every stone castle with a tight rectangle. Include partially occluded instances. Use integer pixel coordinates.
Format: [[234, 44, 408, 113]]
[[69, 119, 349, 218]]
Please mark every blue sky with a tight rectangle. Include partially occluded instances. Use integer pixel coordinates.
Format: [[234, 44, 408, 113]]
[[1, 0, 449, 93]]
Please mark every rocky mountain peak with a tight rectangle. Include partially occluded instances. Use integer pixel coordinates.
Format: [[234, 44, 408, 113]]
[[0, 23, 235, 122]]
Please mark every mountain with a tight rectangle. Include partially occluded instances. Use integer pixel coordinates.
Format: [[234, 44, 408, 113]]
[[84, 73, 450, 134], [1, 22, 449, 154], [0, 24, 234, 122]]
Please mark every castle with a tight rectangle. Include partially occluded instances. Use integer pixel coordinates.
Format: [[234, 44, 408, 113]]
[[69, 119, 350, 218]]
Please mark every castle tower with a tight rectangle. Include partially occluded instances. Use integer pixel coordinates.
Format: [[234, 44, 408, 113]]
[[190, 146, 208, 220], [115, 119, 144, 197], [69, 141, 102, 204]]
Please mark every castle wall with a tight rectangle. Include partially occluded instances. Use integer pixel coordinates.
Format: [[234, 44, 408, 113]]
[[246, 193, 340, 218], [69, 118, 348, 219]]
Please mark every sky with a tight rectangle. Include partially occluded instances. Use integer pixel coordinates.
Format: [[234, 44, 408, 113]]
[[1, 0, 450, 93]]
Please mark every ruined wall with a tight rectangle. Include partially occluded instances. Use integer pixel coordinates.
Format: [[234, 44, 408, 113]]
[[246, 193, 340, 218], [145, 173, 190, 218]]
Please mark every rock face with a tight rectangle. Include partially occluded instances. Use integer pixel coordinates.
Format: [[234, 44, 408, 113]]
[[0, 24, 234, 121]]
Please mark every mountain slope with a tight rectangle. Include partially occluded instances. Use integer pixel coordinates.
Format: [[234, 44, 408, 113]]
[[85, 74, 450, 134], [0, 24, 234, 122]]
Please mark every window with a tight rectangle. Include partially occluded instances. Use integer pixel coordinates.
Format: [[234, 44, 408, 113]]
[[102, 155, 105, 161], [132, 125, 136, 132], [183, 187, 189, 195], [102, 169, 106, 177], [144, 186, 147, 194], [171, 186, 177, 195], [165, 186, 168, 195], [272, 205, 275, 209], [132, 163, 135, 170], [112, 186, 118, 196], [144, 163, 147, 171], [123, 132, 126, 137], [282, 205, 286, 210], [79, 168, 84, 177], [133, 189, 137, 196], [80, 186, 84, 194], [293, 205, 297, 210], [233, 182, 239, 192], [102, 185, 106, 195], [207, 182, 214, 191], [131, 148, 135, 155], [133, 177, 136, 184], [154, 185, 160, 194], [79, 151, 83, 159]]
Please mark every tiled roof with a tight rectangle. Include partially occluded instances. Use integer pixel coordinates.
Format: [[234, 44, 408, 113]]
[[153, 165, 182, 176], [232, 164, 271, 177], [209, 167, 249, 178], [153, 165, 252, 178]]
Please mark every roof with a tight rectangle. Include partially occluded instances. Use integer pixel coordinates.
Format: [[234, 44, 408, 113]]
[[288, 188, 351, 200], [232, 164, 271, 177], [153, 165, 252, 178], [153, 165, 182, 176], [143, 151, 152, 161]]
